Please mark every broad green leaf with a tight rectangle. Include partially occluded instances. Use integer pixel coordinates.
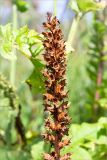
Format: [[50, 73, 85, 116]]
[[69, 123, 102, 146], [61, 145, 92, 160], [31, 141, 44, 160], [96, 136, 107, 145], [76, 0, 106, 12], [72, 146, 92, 160], [26, 59, 45, 94]]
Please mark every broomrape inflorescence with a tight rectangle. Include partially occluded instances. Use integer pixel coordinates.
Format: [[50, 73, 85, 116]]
[[42, 13, 71, 160]]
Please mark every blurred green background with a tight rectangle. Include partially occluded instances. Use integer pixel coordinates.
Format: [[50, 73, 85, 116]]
[[0, 0, 107, 160]]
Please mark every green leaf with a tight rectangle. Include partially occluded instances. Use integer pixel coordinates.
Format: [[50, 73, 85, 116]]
[[102, 54, 107, 61], [16, 26, 44, 58], [5, 118, 13, 146], [76, 0, 106, 12], [28, 31, 44, 58], [0, 147, 31, 160], [0, 24, 16, 60], [16, 26, 31, 57], [31, 141, 44, 160], [0, 24, 43, 60], [98, 117, 107, 128], [69, 123, 102, 146], [72, 146, 92, 160], [26, 59, 45, 94], [96, 136, 107, 145], [13, 0, 29, 12], [61, 145, 92, 160], [98, 98, 107, 108], [68, 0, 80, 13]]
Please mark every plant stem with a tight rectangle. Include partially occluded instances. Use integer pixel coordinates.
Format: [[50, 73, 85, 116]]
[[54, 0, 57, 16], [67, 12, 82, 48], [10, 5, 17, 85], [93, 12, 105, 121]]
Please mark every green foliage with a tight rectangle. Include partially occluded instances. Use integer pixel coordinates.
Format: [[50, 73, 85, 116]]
[[0, 24, 45, 94], [69, 0, 106, 13], [62, 117, 107, 160], [85, 12, 107, 121], [12, 0, 29, 12], [26, 59, 45, 94], [0, 24, 43, 60], [0, 74, 18, 146], [24, 117, 107, 160], [67, 53, 88, 123], [31, 141, 44, 160], [0, 74, 18, 109], [76, 0, 106, 12], [0, 1, 107, 160], [16, 26, 45, 94], [0, 147, 31, 160], [0, 24, 16, 60], [16, 26, 44, 58], [68, 0, 80, 13]]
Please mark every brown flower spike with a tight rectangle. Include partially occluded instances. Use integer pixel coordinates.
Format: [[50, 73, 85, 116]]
[[42, 13, 71, 160]]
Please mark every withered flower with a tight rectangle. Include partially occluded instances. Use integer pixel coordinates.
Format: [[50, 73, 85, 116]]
[[42, 13, 71, 160]]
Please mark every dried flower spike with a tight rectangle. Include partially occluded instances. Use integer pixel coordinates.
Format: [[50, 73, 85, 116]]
[[42, 13, 71, 160]]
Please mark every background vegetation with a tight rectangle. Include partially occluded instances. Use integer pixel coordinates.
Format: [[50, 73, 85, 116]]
[[0, 0, 107, 160]]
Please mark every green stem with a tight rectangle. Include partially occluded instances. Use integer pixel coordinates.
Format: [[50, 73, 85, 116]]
[[10, 5, 17, 85], [54, 0, 57, 16], [67, 12, 82, 48], [10, 59, 16, 86]]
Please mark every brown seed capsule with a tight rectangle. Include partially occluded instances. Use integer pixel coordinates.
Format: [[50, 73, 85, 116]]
[[43, 13, 71, 160]]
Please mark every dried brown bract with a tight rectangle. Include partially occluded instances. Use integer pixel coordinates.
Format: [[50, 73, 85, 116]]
[[42, 13, 71, 160]]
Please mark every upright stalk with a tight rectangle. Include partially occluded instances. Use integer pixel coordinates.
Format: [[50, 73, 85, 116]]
[[10, 5, 17, 85], [43, 14, 70, 160], [93, 12, 105, 121], [67, 12, 82, 47]]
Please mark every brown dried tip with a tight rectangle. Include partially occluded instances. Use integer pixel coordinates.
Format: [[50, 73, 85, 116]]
[[43, 13, 71, 160]]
